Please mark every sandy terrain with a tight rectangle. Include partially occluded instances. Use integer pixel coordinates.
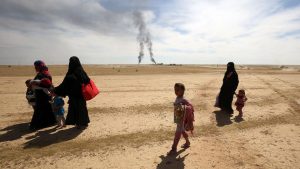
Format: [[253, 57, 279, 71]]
[[0, 65, 299, 169]]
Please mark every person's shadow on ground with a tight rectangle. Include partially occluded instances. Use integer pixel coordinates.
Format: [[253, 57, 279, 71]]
[[0, 122, 33, 142], [23, 127, 83, 149], [156, 149, 189, 169], [213, 110, 233, 127]]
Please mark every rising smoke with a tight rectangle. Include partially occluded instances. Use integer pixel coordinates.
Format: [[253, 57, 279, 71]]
[[133, 11, 156, 64]]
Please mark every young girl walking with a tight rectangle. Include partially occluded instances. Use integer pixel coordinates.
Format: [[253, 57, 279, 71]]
[[235, 89, 248, 118], [168, 83, 195, 155]]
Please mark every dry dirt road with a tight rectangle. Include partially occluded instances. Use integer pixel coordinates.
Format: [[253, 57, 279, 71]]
[[0, 65, 299, 169]]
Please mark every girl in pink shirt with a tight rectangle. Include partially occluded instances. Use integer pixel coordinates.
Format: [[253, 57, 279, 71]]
[[235, 89, 247, 118], [168, 83, 195, 155]]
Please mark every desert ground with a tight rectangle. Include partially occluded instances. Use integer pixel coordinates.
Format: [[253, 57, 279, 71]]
[[0, 65, 299, 169]]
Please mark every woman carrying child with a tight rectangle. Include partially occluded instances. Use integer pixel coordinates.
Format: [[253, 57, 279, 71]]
[[29, 60, 56, 130]]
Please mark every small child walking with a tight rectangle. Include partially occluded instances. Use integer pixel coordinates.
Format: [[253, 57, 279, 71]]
[[50, 91, 66, 128], [235, 89, 247, 118], [168, 83, 195, 155]]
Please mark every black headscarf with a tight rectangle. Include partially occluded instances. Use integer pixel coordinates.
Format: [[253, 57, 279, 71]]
[[222, 62, 239, 92], [226, 62, 236, 73], [67, 56, 90, 84]]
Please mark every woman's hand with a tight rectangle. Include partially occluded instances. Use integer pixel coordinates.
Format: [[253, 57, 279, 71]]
[[50, 90, 56, 97]]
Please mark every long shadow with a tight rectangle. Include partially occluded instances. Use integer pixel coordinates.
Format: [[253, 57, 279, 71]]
[[156, 149, 189, 169], [23, 127, 83, 149], [0, 123, 32, 142], [213, 110, 233, 127]]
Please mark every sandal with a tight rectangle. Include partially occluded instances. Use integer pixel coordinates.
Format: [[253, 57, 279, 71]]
[[181, 143, 190, 149]]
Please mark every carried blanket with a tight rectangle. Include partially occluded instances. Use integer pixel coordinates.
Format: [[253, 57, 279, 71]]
[[174, 98, 195, 133]]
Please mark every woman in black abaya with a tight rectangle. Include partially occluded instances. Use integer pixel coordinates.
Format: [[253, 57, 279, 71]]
[[218, 62, 239, 114], [30, 60, 56, 130], [54, 56, 90, 129]]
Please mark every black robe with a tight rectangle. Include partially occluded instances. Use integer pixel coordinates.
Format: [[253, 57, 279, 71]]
[[29, 73, 56, 130], [218, 71, 239, 113], [54, 74, 90, 126]]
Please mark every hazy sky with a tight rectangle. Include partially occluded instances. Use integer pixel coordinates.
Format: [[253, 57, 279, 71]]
[[0, 0, 300, 65]]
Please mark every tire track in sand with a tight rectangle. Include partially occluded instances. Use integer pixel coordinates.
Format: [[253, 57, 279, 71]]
[[256, 76, 300, 116], [2, 76, 299, 167]]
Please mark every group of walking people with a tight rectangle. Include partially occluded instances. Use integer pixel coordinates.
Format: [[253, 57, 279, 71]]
[[25, 58, 247, 155], [26, 56, 90, 130], [168, 62, 247, 155], [216, 62, 247, 118]]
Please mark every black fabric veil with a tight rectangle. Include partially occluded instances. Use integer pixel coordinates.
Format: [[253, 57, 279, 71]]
[[67, 56, 90, 85]]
